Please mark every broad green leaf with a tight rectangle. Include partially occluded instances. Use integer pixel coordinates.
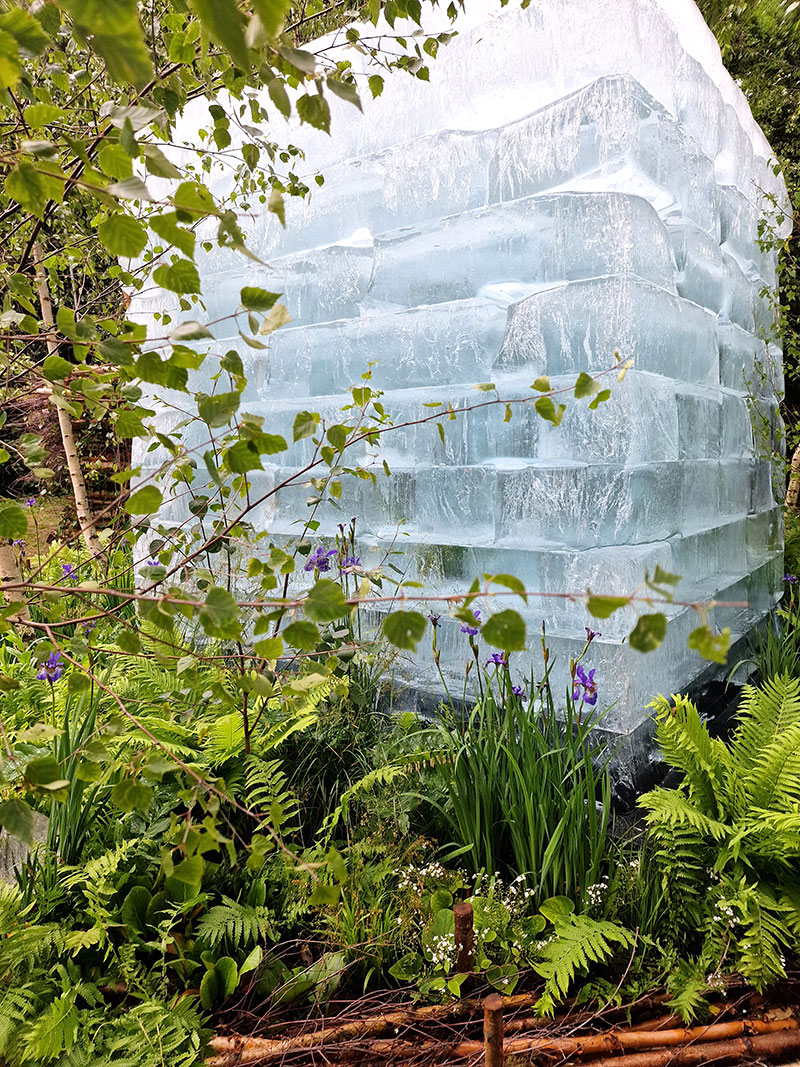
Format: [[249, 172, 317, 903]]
[[97, 142, 133, 180], [574, 371, 600, 399], [327, 77, 362, 110], [368, 74, 384, 97], [482, 609, 526, 652], [0, 799, 34, 846], [539, 896, 575, 923], [199, 587, 242, 639], [58, 0, 153, 88], [280, 621, 319, 651], [240, 286, 280, 311], [170, 853, 204, 890], [23, 103, 68, 126], [251, 0, 291, 37], [141, 142, 181, 179], [193, 0, 249, 70], [382, 610, 427, 651], [0, 7, 48, 56], [534, 396, 566, 426], [152, 258, 201, 295], [0, 28, 21, 90], [296, 92, 331, 133], [97, 213, 148, 257], [107, 175, 154, 201], [532, 375, 550, 392], [111, 777, 153, 813], [589, 389, 612, 410], [42, 354, 73, 380], [173, 180, 218, 220], [149, 212, 197, 259], [240, 945, 263, 976], [125, 485, 162, 515], [0, 504, 27, 538], [198, 390, 241, 428], [486, 573, 528, 604], [25, 755, 69, 790], [651, 565, 681, 587], [258, 303, 291, 334], [278, 44, 316, 73], [629, 612, 667, 653], [293, 410, 320, 442], [586, 595, 629, 619], [169, 321, 213, 341], [253, 635, 284, 658], [304, 579, 347, 623], [309, 882, 340, 906], [688, 624, 731, 665], [5, 162, 45, 217], [224, 439, 263, 473], [268, 77, 291, 118]]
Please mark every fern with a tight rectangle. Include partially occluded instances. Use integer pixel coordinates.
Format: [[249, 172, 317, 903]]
[[0, 984, 42, 1056], [21, 989, 80, 1063], [90, 997, 208, 1067], [533, 914, 634, 1014], [195, 895, 274, 948], [666, 956, 712, 1021], [244, 755, 299, 828]]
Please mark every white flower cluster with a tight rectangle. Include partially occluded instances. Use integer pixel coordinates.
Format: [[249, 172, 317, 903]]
[[429, 933, 454, 970], [585, 875, 609, 908], [711, 899, 736, 926]]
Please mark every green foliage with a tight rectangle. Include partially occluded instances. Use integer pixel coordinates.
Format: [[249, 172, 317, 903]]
[[639, 676, 800, 1005]]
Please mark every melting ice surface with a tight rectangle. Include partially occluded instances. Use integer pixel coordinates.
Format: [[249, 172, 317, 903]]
[[131, 0, 789, 755]]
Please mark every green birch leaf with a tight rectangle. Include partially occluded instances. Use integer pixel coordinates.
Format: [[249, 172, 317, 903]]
[[193, 0, 250, 70], [382, 611, 427, 651], [125, 485, 163, 514], [0, 504, 27, 538], [0, 799, 34, 846], [58, 0, 153, 88], [297, 93, 331, 133], [688, 624, 731, 665], [482, 609, 526, 652], [304, 579, 347, 623], [586, 595, 630, 619], [629, 612, 667, 653], [98, 213, 148, 257], [153, 258, 201, 294]]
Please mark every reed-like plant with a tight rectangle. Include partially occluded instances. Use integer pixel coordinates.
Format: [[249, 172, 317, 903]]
[[422, 653, 612, 908]]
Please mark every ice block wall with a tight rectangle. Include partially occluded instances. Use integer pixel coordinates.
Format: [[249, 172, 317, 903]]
[[132, 0, 789, 753]]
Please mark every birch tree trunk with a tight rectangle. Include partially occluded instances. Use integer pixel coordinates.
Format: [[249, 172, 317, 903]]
[[786, 443, 800, 512], [33, 243, 104, 557]]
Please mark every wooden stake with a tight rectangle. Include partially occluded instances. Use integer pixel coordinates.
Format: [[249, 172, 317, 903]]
[[483, 993, 504, 1067], [33, 243, 104, 557], [453, 901, 474, 976]]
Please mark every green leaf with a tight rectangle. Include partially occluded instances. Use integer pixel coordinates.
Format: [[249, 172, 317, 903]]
[[281, 621, 319, 651], [589, 389, 611, 410], [171, 854, 204, 891], [58, 0, 153, 88], [97, 142, 133, 180], [532, 375, 550, 392], [107, 175, 154, 201], [240, 944, 263, 976], [327, 77, 362, 111], [240, 287, 280, 311], [111, 777, 153, 813], [368, 74, 384, 97], [5, 162, 45, 217], [258, 303, 291, 335], [486, 573, 528, 604], [0, 7, 48, 57], [268, 77, 291, 118], [251, 0, 291, 37], [141, 142, 181, 179], [296, 92, 331, 133], [574, 371, 600, 399], [0, 799, 34, 846], [198, 390, 241, 428], [43, 354, 76, 381], [153, 258, 201, 294], [382, 610, 427, 651], [688, 624, 731, 665], [199, 587, 242, 639], [0, 504, 27, 538], [534, 396, 566, 426], [0, 28, 21, 90], [169, 321, 213, 341], [149, 212, 197, 259], [98, 213, 148, 257], [309, 883, 340, 906], [539, 896, 575, 923], [224, 440, 263, 473], [629, 612, 667, 653], [482, 609, 526, 652], [126, 485, 162, 515], [586, 595, 630, 619], [304, 579, 347, 623], [193, 0, 250, 70], [121, 885, 151, 933], [253, 635, 284, 658], [173, 180, 218, 220], [293, 410, 320, 442], [278, 44, 316, 73], [23, 103, 68, 126], [200, 968, 220, 1010], [651, 565, 681, 587]]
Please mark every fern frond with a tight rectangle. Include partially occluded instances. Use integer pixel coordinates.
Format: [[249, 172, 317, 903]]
[[244, 755, 299, 828], [666, 957, 712, 1022], [732, 674, 800, 772], [321, 751, 433, 841], [533, 915, 633, 1013], [0, 922, 65, 974], [20, 989, 79, 1063], [0, 983, 42, 1055], [650, 695, 729, 816], [195, 895, 274, 948], [90, 996, 208, 1067]]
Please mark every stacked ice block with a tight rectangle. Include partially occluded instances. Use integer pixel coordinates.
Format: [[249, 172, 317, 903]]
[[132, 0, 789, 751]]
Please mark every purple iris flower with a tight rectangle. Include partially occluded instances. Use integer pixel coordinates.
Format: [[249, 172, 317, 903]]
[[585, 627, 601, 642], [427, 613, 440, 628], [61, 563, 76, 579], [461, 609, 481, 636], [24, 498, 36, 507], [37, 651, 63, 684], [486, 652, 508, 668], [573, 664, 598, 706], [303, 546, 338, 573], [146, 559, 159, 567], [512, 685, 528, 702], [339, 556, 361, 570], [12, 539, 24, 548], [81, 621, 95, 636], [784, 573, 798, 584]]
